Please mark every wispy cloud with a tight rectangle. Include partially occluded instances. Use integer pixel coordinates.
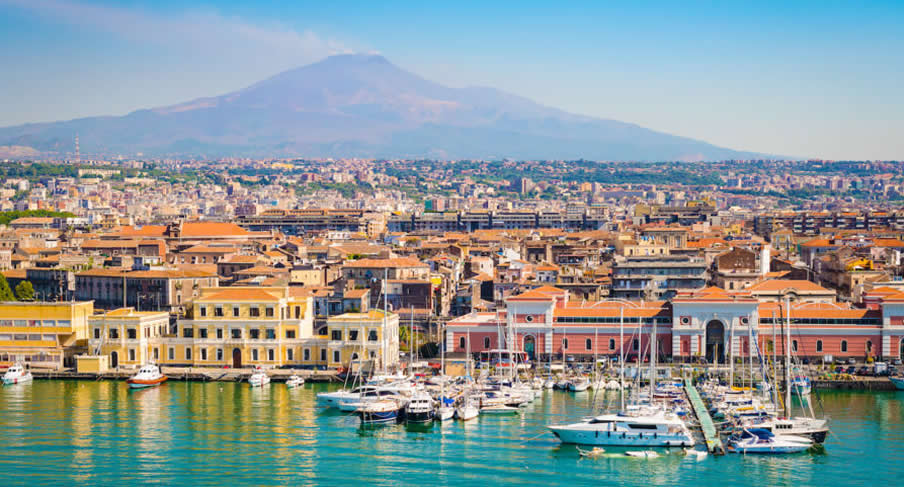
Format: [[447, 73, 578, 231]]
[[2, 0, 352, 64]]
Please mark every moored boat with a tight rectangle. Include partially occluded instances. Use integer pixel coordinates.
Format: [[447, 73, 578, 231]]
[[249, 369, 271, 387], [2, 363, 33, 385], [404, 391, 435, 423], [548, 412, 696, 447], [890, 376, 904, 390], [727, 428, 812, 454], [126, 364, 167, 389], [286, 375, 305, 388], [357, 399, 401, 424]]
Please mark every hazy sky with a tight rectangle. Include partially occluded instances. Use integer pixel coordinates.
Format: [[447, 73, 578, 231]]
[[1, 0, 902, 160]]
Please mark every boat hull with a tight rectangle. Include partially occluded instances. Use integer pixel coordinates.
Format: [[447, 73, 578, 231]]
[[549, 426, 694, 447], [2, 375, 33, 385], [127, 376, 167, 389], [891, 377, 904, 390], [358, 410, 399, 424], [405, 410, 435, 423]]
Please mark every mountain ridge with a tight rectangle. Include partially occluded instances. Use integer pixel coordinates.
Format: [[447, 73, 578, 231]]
[[0, 54, 768, 161]]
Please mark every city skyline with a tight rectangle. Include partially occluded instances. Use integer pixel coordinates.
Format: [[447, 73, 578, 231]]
[[1, 0, 903, 160]]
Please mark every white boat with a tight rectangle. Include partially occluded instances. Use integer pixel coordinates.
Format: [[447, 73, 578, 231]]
[[548, 412, 696, 447], [126, 364, 167, 389], [2, 363, 33, 385], [890, 376, 904, 390], [569, 378, 591, 392], [248, 370, 271, 387], [456, 394, 480, 421], [728, 428, 812, 454], [748, 416, 829, 443], [543, 378, 556, 389], [286, 375, 305, 388], [480, 404, 520, 415], [357, 399, 401, 424], [436, 395, 456, 421]]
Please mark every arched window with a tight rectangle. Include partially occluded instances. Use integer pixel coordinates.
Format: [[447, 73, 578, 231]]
[[816, 340, 823, 353], [609, 338, 616, 350], [792, 340, 798, 352], [483, 337, 490, 349], [562, 338, 568, 350], [585, 338, 592, 351], [632, 338, 639, 351], [841, 340, 848, 353], [459, 337, 465, 349]]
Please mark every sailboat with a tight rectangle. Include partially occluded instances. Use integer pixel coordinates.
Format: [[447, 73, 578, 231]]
[[436, 325, 455, 421]]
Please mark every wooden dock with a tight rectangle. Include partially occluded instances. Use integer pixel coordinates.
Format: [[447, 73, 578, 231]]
[[685, 384, 726, 455]]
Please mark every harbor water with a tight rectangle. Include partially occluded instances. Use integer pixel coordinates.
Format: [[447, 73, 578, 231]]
[[1, 381, 902, 486]]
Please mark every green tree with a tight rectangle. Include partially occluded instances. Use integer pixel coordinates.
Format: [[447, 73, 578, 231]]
[[0, 275, 14, 301], [15, 281, 35, 301]]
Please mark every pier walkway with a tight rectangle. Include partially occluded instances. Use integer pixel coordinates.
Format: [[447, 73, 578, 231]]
[[685, 384, 725, 455]]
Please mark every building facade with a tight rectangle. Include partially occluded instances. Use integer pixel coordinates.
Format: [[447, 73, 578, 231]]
[[0, 301, 93, 369]]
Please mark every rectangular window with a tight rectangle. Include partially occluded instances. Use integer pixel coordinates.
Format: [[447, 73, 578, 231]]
[[252, 349, 259, 361], [320, 349, 326, 361], [216, 328, 223, 339], [233, 306, 240, 317], [185, 348, 192, 360], [200, 348, 207, 361], [153, 348, 159, 360], [127, 328, 137, 339], [331, 330, 342, 341], [216, 348, 223, 361], [333, 350, 340, 363], [128, 349, 135, 361], [368, 330, 378, 341], [109, 328, 119, 339], [349, 330, 359, 341], [609, 338, 616, 350], [266, 329, 276, 340], [231, 329, 242, 339], [214, 306, 224, 317], [94, 328, 101, 339], [286, 330, 296, 339], [265, 307, 274, 318], [303, 349, 310, 361], [295, 306, 300, 319], [183, 327, 193, 338], [168, 347, 174, 360], [250, 307, 260, 317], [268, 349, 275, 361], [200, 307, 207, 317], [250, 329, 260, 339], [199, 328, 208, 339], [287, 349, 294, 361]]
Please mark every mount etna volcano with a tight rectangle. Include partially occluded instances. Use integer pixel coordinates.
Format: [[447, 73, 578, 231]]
[[0, 54, 764, 161]]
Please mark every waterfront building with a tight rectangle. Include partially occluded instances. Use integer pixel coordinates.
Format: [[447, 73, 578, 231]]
[[326, 310, 400, 371], [0, 300, 93, 369], [75, 268, 219, 313], [87, 308, 169, 368], [447, 284, 904, 364]]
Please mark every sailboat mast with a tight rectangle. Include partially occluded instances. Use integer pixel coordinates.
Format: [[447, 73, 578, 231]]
[[619, 307, 625, 412], [784, 296, 792, 417], [649, 314, 656, 404], [772, 310, 778, 406], [728, 316, 735, 388]]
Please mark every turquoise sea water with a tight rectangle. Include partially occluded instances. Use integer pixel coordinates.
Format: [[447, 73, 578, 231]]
[[0, 381, 902, 486]]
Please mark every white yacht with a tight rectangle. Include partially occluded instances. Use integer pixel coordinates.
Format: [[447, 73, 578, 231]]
[[286, 375, 305, 388], [747, 416, 829, 443], [2, 363, 33, 385], [126, 364, 167, 389], [248, 370, 271, 387], [404, 391, 435, 423], [548, 412, 696, 447]]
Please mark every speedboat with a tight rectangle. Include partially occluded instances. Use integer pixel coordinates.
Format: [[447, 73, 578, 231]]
[[548, 412, 696, 447], [2, 363, 33, 385], [728, 428, 812, 454], [748, 416, 830, 443], [357, 399, 401, 424], [249, 370, 271, 387], [286, 375, 305, 388], [126, 364, 167, 389], [404, 391, 435, 423]]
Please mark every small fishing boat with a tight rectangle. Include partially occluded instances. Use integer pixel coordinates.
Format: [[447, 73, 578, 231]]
[[728, 428, 812, 454], [2, 363, 33, 385], [578, 447, 606, 458], [357, 399, 401, 424], [625, 450, 660, 458], [249, 369, 271, 387], [126, 364, 167, 389], [286, 375, 305, 388], [890, 376, 904, 390]]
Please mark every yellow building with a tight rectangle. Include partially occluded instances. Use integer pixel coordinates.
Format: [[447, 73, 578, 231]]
[[174, 286, 317, 368], [87, 308, 169, 368], [0, 300, 93, 369], [326, 310, 400, 371]]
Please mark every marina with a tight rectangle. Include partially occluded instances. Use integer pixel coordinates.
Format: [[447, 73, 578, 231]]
[[0, 380, 902, 485]]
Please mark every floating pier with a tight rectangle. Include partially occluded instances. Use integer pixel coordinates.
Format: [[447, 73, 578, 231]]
[[685, 384, 726, 455]]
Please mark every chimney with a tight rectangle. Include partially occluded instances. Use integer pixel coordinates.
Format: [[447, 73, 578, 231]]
[[760, 244, 770, 277]]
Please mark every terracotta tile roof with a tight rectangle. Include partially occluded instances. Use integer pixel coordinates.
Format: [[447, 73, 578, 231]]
[[343, 289, 370, 298], [800, 238, 835, 248], [343, 257, 427, 268], [747, 279, 833, 293], [871, 238, 904, 248], [196, 288, 281, 302]]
